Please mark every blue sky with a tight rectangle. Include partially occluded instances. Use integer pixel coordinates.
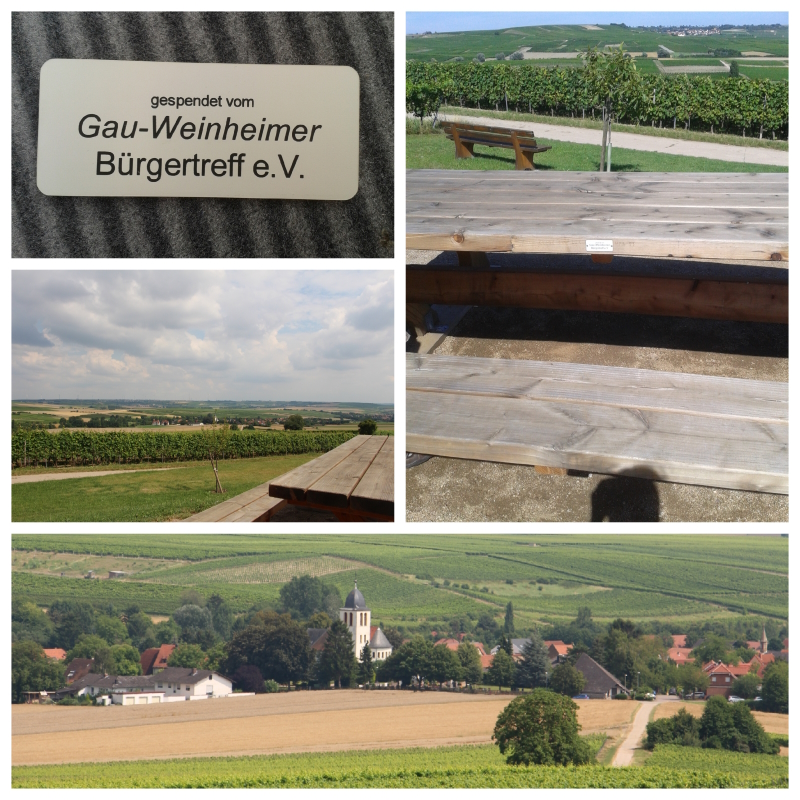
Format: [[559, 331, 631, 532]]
[[407, 12, 789, 35]]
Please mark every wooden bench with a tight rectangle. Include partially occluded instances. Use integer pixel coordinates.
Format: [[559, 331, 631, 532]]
[[442, 122, 552, 170], [184, 483, 287, 522], [269, 435, 394, 521], [407, 353, 787, 494]]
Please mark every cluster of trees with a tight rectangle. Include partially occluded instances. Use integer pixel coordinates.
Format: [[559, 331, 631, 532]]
[[645, 697, 779, 754], [407, 53, 788, 139]]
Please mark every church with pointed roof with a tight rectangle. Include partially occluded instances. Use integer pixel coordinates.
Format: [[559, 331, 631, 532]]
[[340, 580, 393, 662]]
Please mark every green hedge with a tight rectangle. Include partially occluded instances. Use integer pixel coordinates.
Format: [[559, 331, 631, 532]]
[[11, 429, 357, 467], [407, 62, 788, 138]]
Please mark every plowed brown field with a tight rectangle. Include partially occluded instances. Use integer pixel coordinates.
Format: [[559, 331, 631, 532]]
[[651, 701, 788, 734], [12, 692, 637, 766]]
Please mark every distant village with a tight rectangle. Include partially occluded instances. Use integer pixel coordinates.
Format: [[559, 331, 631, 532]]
[[15, 580, 788, 707]]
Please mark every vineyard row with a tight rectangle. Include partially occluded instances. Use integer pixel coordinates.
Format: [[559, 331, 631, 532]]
[[407, 62, 789, 138], [11, 429, 357, 468]]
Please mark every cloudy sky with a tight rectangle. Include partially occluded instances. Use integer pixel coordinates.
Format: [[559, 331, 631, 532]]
[[12, 271, 394, 403]]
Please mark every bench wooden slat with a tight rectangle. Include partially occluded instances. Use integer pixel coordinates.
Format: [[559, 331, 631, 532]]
[[268, 435, 370, 501], [441, 122, 551, 169], [350, 437, 394, 518], [306, 436, 388, 509], [406, 354, 787, 494]]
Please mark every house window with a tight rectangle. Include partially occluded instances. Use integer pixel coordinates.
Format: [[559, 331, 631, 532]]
[[712, 676, 716, 682], [725, 676, 730, 683]]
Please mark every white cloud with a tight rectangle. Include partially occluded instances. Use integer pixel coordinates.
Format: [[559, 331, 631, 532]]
[[12, 271, 394, 403]]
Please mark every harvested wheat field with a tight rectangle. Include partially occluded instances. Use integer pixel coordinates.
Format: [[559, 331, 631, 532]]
[[652, 702, 788, 734], [13, 692, 636, 766]]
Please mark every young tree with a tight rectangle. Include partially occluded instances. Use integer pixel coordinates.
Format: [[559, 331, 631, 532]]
[[731, 672, 761, 700], [167, 643, 207, 669], [486, 649, 517, 688], [516, 636, 550, 688], [583, 45, 647, 171], [358, 643, 374, 685], [457, 641, 483, 684], [504, 602, 515, 635], [200, 423, 231, 493], [406, 82, 441, 133], [319, 620, 357, 688], [549, 662, 586, 697], [493, 690, 592, 766]]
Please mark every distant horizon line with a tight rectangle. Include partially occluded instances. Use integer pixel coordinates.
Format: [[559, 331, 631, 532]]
[[13, 399, 394, 405]]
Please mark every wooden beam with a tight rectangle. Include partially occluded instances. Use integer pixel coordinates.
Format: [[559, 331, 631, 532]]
[[407, 267, 788, 324]]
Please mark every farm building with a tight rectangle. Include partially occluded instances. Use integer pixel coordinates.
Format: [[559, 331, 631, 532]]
[[64, 657, 94, 684], [309, 582, 394, 662], [54, 667, 233, 703], [108, 570, 127, 579], [573, 653, 628, 699]]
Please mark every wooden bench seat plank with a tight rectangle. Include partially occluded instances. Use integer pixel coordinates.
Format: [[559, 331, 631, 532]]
[[407, 267, 788, 324], [350, 437, 394, 517], [306, 436, 388, 508], [268, 435, 370, 501], [407, 354, 787, 423], [407, 356, 787, 494]]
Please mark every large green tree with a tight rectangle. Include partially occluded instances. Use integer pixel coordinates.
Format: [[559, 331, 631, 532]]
[[48, 600, 97, 650], [516, 635, 550, 689], [12, 600, 54, 646], [224, 612, 311, 686], [12, 641, 65, 703], [318, 620, 357, 689], [493, 690, 592, 766], [168, 643, 207, 669], [280, 575, 340, 619]]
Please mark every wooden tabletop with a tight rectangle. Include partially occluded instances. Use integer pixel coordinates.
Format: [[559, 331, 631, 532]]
[[407, 171, 789, 262], [269, 435, 394, 520]]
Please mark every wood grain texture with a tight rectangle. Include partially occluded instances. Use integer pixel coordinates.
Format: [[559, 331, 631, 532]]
[[407, 267, 788, 323], [268, 436, 370, 501], [184, 485, 286, 522], [406, 171, 788, 261], [307, 436, 387, 509], [406, 354, 787, 494], [350, 436, 394, 517]]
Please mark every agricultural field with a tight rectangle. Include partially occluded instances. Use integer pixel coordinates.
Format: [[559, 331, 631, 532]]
[[652, 702, 788, 735], [11, 535, 788, 626], [406, 23, 789, 61]]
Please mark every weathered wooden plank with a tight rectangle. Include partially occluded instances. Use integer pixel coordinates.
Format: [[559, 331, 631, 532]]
[[306, 436, 387, 509], [269, 436, 370, 501], [406, 268, 788, 324], [406, 355, 787, 494], [350, 437, 394, 518], [407, 354, 787, 422]]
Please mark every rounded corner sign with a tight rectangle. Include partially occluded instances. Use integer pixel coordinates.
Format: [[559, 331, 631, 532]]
[[36, 59, 360, 200]]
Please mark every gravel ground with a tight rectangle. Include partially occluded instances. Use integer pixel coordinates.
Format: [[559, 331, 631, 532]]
[[406, 250, 788, 523]]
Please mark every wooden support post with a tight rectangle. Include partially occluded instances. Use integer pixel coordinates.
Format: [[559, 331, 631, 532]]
[[510, 131, 534, 170], [451, 127, 474, 159], [407, 303, 438, 340], [456, 251, 491, 269]]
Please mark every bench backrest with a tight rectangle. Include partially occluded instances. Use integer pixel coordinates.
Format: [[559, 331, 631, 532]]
[[441, 121, 538, 147]]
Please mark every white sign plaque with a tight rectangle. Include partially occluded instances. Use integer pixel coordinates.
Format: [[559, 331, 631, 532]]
[[37, 59, 360, 200], [585, 239, 614, 253]]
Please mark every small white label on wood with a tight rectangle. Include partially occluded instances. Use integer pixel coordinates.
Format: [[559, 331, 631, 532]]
[[37, 59, 360, 200], [586, 239, 614, 253]]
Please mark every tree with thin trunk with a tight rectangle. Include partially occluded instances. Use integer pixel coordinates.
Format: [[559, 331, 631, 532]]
[[200, 423, 231, 493], [358, 642, 374, 685], [504, 602, 515, 635]]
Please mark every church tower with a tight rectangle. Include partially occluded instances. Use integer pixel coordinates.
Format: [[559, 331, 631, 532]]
[[340, 580, 371, 660], [760, 626, 768, 654]]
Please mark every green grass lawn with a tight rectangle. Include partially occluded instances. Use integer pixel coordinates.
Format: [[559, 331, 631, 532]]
[[406, 132, 788, 173], [435, 107, 788, 150], [740, 66, 788, 81], [11, 454, 317, 522]]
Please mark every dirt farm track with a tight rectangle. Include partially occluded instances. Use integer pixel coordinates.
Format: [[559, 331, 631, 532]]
[[13, 691, 637, 766]]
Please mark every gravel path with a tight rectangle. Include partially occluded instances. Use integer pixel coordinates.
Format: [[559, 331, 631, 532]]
[[12, 467, 181, 484], [613, 696, 680, 766], [437, 112, 788, 167]]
